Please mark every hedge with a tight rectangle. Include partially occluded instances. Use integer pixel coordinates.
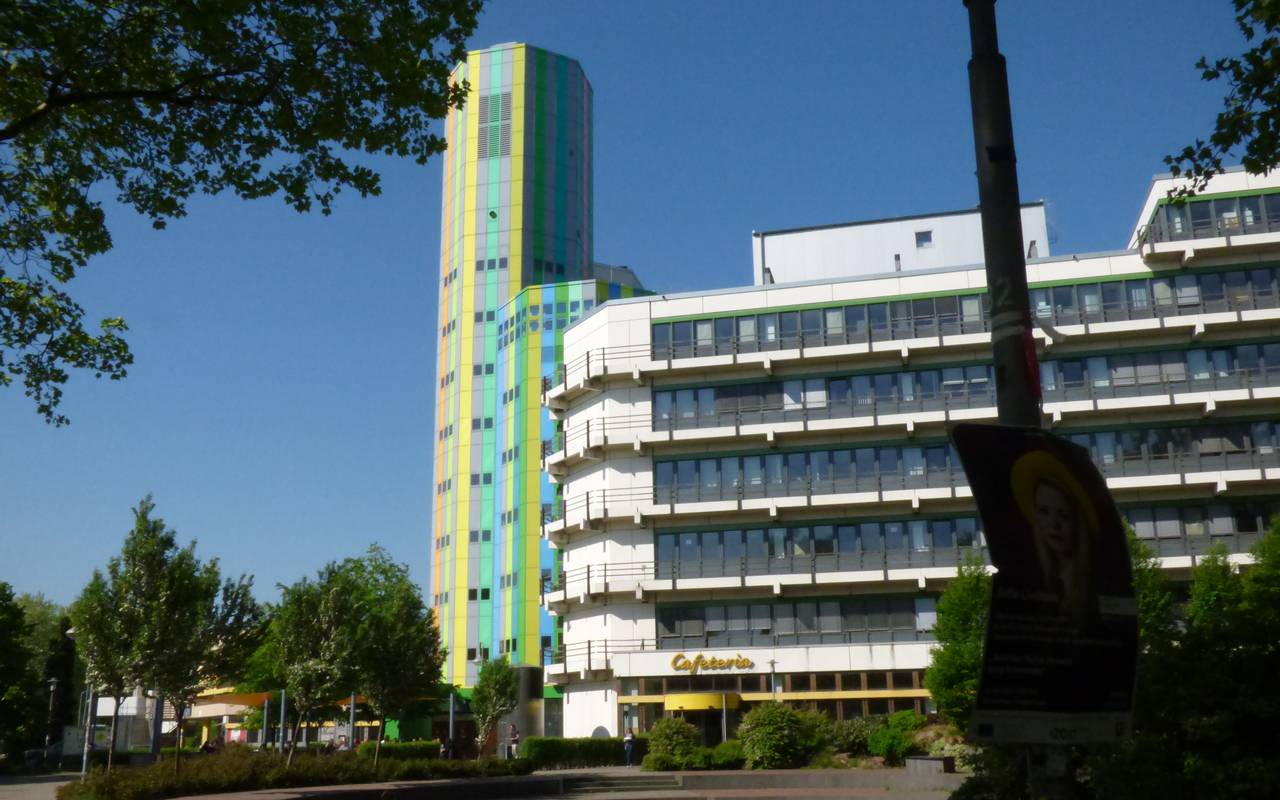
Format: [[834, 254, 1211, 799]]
[[56, 747, 533, 800], [521, 736, 648, 769], [355, 740, 441, 760]]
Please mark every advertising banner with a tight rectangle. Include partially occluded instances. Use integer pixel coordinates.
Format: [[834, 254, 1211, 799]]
[[951, 423, 1138, 744]]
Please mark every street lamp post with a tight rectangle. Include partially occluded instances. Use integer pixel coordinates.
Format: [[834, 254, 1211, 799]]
[[45, 677, 60, 753]]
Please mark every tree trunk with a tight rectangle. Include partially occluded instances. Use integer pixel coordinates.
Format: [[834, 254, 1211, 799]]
[[286, 711, 304, 769], [106, 695, 122, 772], [373, 715, 386, 774], [173, 703, 184, 780]]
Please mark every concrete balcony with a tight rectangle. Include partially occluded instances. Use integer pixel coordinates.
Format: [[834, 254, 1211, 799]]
[[546, 284, 1280, 401], [543, 447, 1280, 545], [543, 369, 1280, 476]]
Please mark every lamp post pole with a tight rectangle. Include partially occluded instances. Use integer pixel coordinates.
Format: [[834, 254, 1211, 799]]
[[964, 3, 1072, 797], [964, 0, 1042, 430], [45, 677, 60, 752], [80, 691, 96, 781]]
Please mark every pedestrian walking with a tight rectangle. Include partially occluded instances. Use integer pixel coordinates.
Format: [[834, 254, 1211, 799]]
[[623, 727, 635, 767], [508, 724, 520, 759]]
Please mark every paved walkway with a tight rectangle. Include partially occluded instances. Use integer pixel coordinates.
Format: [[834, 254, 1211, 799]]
[[0, 774, 77, 800], [0, 768, 956, 800]]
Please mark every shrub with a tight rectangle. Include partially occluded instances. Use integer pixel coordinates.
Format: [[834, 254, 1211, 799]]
[[887, 710, 926, 733], [641, 752, 678, 772], [867, 725, 913, 766], [866, 712, 926, 766], [56, 748, 533, 800], [831, 717, 879, 755], [711, 739, 745, 769], [677, 747, 715, 770], [737, 703, 820, 770], [521, 736, 648, 769], [355, 740, 441, 760], [927, 737, 979, 772], [795, 709, 832, 759], [648, 718, 699, 762]]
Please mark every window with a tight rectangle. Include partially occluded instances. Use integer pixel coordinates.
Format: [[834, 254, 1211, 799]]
[[915, 230, 933, 248]]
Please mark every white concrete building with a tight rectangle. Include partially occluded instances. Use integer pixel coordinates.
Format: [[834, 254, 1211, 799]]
[[751, 203, 1049, 285], [542, 168, 1280, 741]]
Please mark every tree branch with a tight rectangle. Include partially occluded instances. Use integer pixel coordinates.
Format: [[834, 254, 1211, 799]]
[[0, 69, 262, 142]]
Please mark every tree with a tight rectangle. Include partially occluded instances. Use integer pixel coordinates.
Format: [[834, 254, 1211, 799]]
[[1085, 524, 1280, 799], [69, 570, 130, 771], [922, 554, 991, 731], [469, 658, 518, 758], [0, 583, 35, 758], [345, 546, 445, 771], [138, 555, 261, 778], [272, 566, 355, 767], [73, 496, 262, 775], [0, 0, 481, 425], [39, 615, 79, 753], [1165, 0, 1280, 195]]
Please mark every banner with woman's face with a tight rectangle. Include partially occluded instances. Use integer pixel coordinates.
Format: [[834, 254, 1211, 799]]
[[951, 423, 1138, 745]]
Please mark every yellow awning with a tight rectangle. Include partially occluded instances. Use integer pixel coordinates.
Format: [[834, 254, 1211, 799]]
[[663, 692, 740, 712]]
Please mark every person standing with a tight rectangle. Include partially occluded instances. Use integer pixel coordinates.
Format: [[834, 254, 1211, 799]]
[[623, 728, 635, 767], [508, 724, 520, 759]]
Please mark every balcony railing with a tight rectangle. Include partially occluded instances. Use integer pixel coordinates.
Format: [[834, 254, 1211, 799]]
[[538, 287, 1280, 390], [542, 344, 651, 394], [543, 548, 988, 598], [551, 638, 657, 672], [650, 366, 1280, 434], [649, 449, 1279, 507], [1137, 213, 1280, 246], [1034, 290, 1280, 327]]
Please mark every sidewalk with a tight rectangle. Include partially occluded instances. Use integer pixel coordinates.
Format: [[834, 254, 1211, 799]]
[[0, 774, 77, 800]]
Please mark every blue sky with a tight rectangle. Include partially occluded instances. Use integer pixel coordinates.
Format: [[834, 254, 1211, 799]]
[[1, 0, 1245, 604]]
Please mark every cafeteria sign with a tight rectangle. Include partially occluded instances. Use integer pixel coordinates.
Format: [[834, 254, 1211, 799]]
[[671, 653, 755, 674]]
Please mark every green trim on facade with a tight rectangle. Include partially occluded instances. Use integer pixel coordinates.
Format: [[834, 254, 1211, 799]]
[[649, 260, 1280, 324]]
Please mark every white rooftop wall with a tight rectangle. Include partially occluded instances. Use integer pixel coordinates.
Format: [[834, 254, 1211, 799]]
[[751, 204, 1049, 285]]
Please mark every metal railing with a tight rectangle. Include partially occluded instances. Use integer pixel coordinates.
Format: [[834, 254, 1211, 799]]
[[654, 547, 989, 579], [544, 562, 655, 595], [538, 286, 1280, 387], [543, 447, 1279, 527], [644, 449, 1279, 508], [653, 467, 968, 505], [542, 344, 652, 394], [1035, 289, 1280, 326], [551, 638, 658, 672], [650, 366, 1280, 433], [1137, 216, 1280, 245], [653, 316, 989, 361]]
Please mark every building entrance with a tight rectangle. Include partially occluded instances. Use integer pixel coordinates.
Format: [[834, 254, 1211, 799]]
[[664, 693, 740, 746]]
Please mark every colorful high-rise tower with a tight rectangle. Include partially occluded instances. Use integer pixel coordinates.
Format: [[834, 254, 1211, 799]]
[[432, 43, 601, 686]]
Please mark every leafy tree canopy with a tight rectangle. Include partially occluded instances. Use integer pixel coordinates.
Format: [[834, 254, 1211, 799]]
[[342, 545, 444, 767], [469, 657, 518, 755], [0, 0, 480, 424], [0, 582, 36, 755], [922, 554, 991, 731], [1165, 0, 1280, 195], [72, 496, 262, 771]]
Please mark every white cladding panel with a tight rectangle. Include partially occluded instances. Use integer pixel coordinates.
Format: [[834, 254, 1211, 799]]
[[752, 205, 1049, 285]]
